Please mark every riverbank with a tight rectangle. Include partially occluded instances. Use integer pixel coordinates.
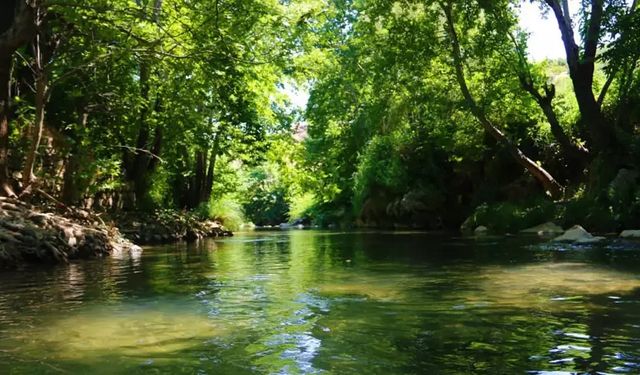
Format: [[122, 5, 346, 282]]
[[0, 197, 138, 267], [0, 198, 233, 267], [116, 209, 233, 244]]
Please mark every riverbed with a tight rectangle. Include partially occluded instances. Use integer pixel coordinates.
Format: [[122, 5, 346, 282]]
[[1, 231, 640, 374]]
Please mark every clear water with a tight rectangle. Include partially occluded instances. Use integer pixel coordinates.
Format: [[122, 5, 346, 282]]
[[1, 231, 640, 374]]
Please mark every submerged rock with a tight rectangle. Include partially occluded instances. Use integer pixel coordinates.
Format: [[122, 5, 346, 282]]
[[521, 222, 564, 236], [620, 230, 640, 238], [552, 225, 605, 243]]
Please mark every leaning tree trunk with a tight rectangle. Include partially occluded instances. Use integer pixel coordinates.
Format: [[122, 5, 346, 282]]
[[518, 76, 590, 166], [442, 2, 564, 198]]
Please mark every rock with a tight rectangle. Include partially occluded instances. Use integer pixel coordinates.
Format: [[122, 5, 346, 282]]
[[553, 225, 605, 243], [521, 222, 564, 236], [0, 197, 140, 267], [240, 223, 256, 230], [620, 230, 640, 238], [460, 216, 475, 235], [474, 226, 488, 235], [610, 169, 639, 200]]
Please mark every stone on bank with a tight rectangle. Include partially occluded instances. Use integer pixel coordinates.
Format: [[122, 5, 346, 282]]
[[552, 225, 605, 244]]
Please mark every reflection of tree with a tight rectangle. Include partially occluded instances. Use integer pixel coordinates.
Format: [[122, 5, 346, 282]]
[[2, 234, 640, 373]]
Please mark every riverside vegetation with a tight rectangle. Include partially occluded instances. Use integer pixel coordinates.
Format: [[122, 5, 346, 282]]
[[0, 0, 640, 264]]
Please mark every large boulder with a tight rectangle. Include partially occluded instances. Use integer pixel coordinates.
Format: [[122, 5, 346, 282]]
[[620, 230, 640, 239], [521, 222, 564, 236], [553, 225, 605, 244]]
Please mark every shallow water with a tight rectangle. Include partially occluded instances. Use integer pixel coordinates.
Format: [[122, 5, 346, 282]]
[[2, 231, 640, 374]]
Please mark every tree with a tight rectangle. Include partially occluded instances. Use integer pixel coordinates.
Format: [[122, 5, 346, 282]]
[[441, 1, 564, 198], [0, 0, 35, 196], [538, 0, 636, 152]]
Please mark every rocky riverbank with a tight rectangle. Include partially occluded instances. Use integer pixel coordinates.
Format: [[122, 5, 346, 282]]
[[0, 197, 139, 267], [116, 209, 233, 245], [0, 199, 233, 268]]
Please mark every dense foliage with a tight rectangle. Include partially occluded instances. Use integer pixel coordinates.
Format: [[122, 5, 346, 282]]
[[1, 0, 639, 231]]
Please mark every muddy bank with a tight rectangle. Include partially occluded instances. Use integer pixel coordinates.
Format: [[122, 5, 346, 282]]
[[0, 197, 139, 268]]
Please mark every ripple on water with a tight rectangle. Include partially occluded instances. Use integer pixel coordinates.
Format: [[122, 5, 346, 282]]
[[3, 233, 640, 374]]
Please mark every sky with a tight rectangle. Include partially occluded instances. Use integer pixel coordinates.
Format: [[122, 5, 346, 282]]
[[518, 1, 568, 61]]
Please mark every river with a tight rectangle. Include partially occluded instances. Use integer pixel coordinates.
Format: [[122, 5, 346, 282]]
[[1, 231, 640, 374]]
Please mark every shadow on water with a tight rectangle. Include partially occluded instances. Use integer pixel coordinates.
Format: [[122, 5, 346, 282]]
[[1, 231, 640, 374]]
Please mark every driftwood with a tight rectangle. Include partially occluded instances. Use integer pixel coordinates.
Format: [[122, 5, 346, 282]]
[[0, 197, 139, 267]]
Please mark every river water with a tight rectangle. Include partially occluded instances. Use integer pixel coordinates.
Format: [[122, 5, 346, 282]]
[[1, 231, 640, 374]]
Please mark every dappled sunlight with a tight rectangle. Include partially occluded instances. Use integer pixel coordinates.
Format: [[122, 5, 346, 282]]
[[23, 306, 229, 360], [468, 263, 640, 309], [317, 273, 423, 302], [4, 233, 640, 374]]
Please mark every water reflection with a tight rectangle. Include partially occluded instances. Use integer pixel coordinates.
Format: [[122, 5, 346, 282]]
[[0, 232, 639, 374]]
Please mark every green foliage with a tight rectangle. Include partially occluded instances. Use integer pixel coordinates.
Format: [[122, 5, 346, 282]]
[[467, 200, 559, 234], [3, 0, 639, 234], [353, 133, 409, 213], [197, 196, 246, 232], [242, 167, 290, 226], [288, 192, 316, 221]]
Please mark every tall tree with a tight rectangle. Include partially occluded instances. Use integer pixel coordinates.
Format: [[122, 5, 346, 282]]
[[441, 1, 564, 198], [540, 0, 621, 151]]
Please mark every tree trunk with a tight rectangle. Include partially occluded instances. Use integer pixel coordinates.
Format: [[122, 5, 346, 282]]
[[61, 150, 80, 205], [0, 55, 13, 196], [191, 150, 205, 208], [61, 112, 88, 205], [518, 77, 590, 165], [22, 71, 48, 188], [203, 146, 218, 202], [124, 62, 153, 209], [442, 2, 564, 198], [544, 0, 613, 151], [0, 0, 36, 196]]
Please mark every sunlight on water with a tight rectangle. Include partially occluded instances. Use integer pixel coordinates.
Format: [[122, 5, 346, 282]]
[[32, 307, 228, 358], [318, 274, 421, 302], [471, 262, 640, 309], [1, 232, 640, 374]]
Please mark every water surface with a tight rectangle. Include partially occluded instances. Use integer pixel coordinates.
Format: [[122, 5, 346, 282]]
[[2, 231, 640, 374]]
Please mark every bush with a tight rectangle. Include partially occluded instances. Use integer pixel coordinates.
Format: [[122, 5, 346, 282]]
[[467, 199, 558, 234], [197, 196, 245, 231], [289, 192, 316, 221]]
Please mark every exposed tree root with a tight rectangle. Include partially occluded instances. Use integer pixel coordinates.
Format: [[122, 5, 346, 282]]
[[0, 197, 139, 268]]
